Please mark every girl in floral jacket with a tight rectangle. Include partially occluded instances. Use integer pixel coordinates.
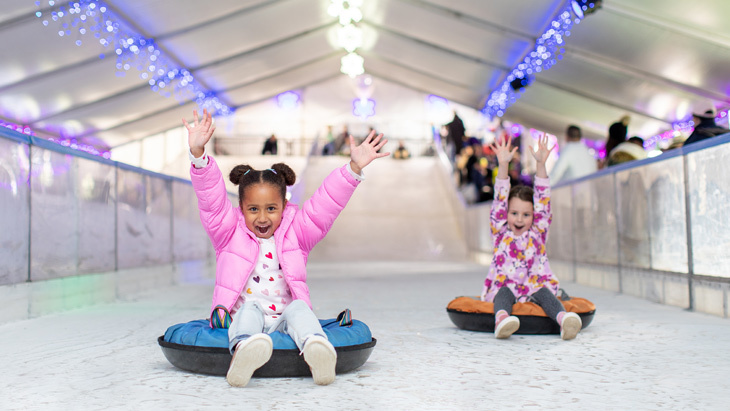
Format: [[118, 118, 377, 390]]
[[481, 134, 582, 340]]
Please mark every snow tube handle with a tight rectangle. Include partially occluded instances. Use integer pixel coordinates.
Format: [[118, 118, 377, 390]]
[[337, 308, 353, 327]]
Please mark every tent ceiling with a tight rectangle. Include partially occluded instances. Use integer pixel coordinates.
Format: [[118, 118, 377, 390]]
[[1, 0, 729, 147]]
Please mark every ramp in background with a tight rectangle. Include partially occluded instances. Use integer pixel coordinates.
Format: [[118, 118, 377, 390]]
[[302, 156, 467, 263]]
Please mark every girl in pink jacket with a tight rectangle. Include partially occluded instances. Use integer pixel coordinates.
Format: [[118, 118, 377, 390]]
[[184, 110, 389, 387]]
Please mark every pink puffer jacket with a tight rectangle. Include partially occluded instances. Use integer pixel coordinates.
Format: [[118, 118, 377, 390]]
[[190, 156, 360, 315]]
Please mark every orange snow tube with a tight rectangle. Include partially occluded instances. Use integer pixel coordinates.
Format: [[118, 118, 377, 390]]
[[447, 295, 596, 334]]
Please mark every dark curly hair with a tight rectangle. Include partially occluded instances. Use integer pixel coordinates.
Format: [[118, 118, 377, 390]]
[[229, 163, 297, 205], [508, 185, 533, 203]]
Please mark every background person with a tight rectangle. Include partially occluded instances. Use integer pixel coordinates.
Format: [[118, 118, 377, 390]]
[[604, 115, 630, 164], [683, 109, 729, 146], [261, 134, 278, 155], [607, 136, 647, 166], [549, 125, 597, 185]]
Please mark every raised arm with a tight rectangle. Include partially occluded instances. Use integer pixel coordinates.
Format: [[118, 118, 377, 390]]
[[184, 109, 215, 158], [528, 133, 555, 241], [348, 129, 390, 174], [185, 110, 237, 251], [487, 137, 518, 234], [528, 133, 554, 179], [489, 136, 517, 181]]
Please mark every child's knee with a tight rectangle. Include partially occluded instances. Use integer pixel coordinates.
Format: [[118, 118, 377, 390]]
[[287, 299, 308, 311]]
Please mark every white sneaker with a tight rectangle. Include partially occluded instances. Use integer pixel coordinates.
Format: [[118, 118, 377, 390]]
[[226, 333, 273, 387], [495, 315, 520, 339], [560, 312, 582, 340], [302, 335, 337, 385]]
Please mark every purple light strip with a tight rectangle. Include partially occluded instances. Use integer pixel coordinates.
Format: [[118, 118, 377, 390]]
[[1, 120, 111, 158], [1, 120, 34, 136]]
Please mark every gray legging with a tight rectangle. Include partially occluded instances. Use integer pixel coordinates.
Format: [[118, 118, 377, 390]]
[[493, 286, 565, 322]]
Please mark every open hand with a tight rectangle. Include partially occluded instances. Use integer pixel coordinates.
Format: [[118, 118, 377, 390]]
[[349, 130, 390, 174], [183, 109, 215, 157], [528, 133, 555, 164], [488, 136, 518, 166]]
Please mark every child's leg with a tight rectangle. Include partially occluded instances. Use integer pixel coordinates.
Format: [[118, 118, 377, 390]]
[[276, 300, 326, 350], [228, 301, 267, 353], [531, 287, 582, 340], [493, 287, 520, 339], [530, 287, 565, 322], [278, 300, 336, 385], [493, 286, 516, 315], [227, 301, 272, 387]]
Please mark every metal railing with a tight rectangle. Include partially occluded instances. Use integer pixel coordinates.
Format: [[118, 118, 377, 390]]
[[215, 135, 437, 159], [0, 127, 216, 286]]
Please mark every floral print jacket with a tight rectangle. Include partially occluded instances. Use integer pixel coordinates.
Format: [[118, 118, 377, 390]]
[[481, 176, 560, 302]]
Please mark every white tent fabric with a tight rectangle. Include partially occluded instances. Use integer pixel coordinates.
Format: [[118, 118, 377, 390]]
[[1, 0, 729, 150]]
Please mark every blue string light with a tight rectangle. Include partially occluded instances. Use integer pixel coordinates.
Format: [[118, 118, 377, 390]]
[[482, 2, 592, 119], [35, 0, 232, 116]]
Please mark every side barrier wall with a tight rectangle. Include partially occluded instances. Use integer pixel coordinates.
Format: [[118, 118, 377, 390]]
[[0, 127, 224, 322], [448, 133, 730, 318]]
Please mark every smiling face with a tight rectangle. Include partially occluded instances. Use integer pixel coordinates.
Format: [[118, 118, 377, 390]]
[[240, 183, 286, 239], [507, 197, 534, 236]]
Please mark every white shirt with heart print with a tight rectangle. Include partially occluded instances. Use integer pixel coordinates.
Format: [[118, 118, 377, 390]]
[[230, 236, 293, 328]]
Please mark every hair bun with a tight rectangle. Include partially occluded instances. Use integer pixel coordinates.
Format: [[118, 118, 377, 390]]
[[271, 163, 296, 186], [229, 164, 254, 185]]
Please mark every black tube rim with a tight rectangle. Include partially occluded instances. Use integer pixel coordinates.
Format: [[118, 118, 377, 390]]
[[157, 336, 377, 354]]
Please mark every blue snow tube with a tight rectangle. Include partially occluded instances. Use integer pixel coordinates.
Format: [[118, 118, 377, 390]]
[[158, 312, 376, 377]]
